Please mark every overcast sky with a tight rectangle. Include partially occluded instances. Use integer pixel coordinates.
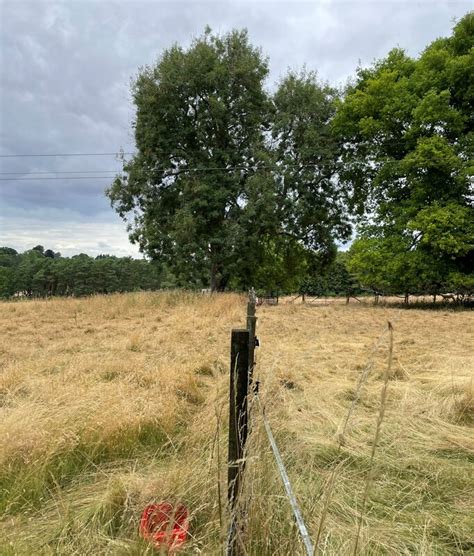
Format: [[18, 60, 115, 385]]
[[0, 0, 471, 257]]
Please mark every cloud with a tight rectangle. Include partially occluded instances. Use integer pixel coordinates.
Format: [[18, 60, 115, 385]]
[[0, 204, 141, 257], [0, 1, 471, 256]]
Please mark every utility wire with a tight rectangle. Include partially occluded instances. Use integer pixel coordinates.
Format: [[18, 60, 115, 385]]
[[0, 163, 329, 181], [0, 176, 116, 181], [0, 170, 119, 175], [0, 152, 135, 158], [0, 135, 455, 159]]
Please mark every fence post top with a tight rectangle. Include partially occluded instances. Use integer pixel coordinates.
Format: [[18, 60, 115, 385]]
[[248, 288, 257, 306], [231, 328, 250, 335]]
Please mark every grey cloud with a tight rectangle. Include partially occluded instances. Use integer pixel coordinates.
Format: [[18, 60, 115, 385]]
[[0, 204, 141, 257]]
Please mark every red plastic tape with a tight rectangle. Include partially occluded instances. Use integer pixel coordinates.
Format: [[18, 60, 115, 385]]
[[140, 502, 189, 550]]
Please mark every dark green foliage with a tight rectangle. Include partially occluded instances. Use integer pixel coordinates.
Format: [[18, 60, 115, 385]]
[[301, 252, 361, 297], [107, 29, 350, 291], [107, 28, 271, 291], [336, 14, 473, 299], [0, 247, 170, 299], [243, 235, 311, 294], [271, 70, 351, 259]]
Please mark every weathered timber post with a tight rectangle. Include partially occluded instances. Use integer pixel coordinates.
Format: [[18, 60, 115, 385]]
[[227, 329, 250, 554], [247, 289, 257, 384], [227, 292, 259, 554]]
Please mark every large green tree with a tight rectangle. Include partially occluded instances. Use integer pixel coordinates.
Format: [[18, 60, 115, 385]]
[[107, 30, 350, 291], [107, 28, 271, 291], [337, 14, 473, 297]]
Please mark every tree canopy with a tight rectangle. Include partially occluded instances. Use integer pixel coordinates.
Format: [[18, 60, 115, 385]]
[[336, 14, 473, 298], [107, 29, 350, 291]]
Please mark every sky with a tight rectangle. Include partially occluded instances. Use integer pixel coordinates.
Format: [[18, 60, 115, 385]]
[[0, 0, 471, 258]]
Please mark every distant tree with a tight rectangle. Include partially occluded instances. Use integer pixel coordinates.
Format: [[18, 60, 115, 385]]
[[0, 267, 15, 298], [14, 250, 45, 296], [250, 236, 310, 294], [32, 258, 55, 296], [0, 247, 18, 258], [302, 251, 360, 298], [0, 247, 18, 298], [32, 245, 45, 255]]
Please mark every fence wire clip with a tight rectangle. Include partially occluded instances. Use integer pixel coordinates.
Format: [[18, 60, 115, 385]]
[[252, 380, 260, 395]]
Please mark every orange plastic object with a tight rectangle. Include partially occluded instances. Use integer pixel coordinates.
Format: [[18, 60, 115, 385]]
[[140, 502, 189, 550]]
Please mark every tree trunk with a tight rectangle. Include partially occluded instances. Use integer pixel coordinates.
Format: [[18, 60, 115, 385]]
[[404, 293, 409, 305], [210, 243, 221, 292], [209, 246, 228, 292], [210, 263, 219, 292]]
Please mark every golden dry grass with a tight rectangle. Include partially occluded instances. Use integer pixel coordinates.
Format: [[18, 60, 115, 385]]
[[0, 292, 473, 554]]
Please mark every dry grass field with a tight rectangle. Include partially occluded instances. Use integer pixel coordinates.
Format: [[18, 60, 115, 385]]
[[0, 292, 473, 555]]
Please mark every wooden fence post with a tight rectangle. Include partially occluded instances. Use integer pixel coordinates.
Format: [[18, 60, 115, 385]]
[[227, 328, 250, 554]]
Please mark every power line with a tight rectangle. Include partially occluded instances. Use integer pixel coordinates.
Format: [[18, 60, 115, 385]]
[[0, 135, 462, 159], [0, 170, 119, 175], [0, 176, 116, 181], [0, 163, 334, 182], [0, 164, 319, 181], [0, 152, 135, 158]]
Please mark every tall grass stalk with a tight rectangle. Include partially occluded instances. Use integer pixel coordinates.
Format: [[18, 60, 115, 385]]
[[352, 321, 394, 555], [315, 319, 395, 552], [338, 313, 400, 444]]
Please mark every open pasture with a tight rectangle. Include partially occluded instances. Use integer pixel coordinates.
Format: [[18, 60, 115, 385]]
[[0, 292, 472, 554]]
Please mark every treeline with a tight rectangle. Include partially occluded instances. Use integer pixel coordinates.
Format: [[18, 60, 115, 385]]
[[1, 243, 471, 302], [0, 246, 172, 299], [0, 242, 362, 301], [0, 244, 360, 300]]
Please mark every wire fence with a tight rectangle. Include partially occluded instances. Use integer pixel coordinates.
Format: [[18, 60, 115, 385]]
[[226, 291, 399, 555]]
